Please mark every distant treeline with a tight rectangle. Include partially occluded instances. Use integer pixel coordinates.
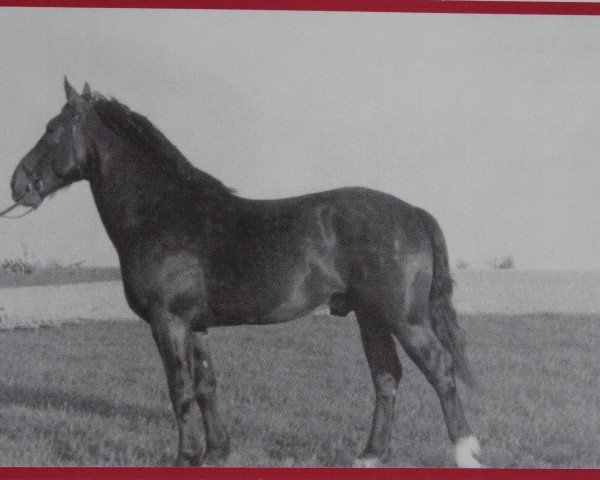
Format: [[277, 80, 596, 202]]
[[0, 265, 121, 288], [456, 256, 515, 270]]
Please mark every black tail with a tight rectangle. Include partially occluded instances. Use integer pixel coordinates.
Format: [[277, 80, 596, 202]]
[[415, 207, 477, 389]]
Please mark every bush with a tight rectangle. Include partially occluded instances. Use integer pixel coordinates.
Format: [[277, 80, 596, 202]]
[[1, 243, 39, 275], [495, 256, 515, 270], [1, 257, 38, 275]]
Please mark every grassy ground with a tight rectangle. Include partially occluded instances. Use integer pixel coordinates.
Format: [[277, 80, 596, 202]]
[[0, 313, 598, 467]]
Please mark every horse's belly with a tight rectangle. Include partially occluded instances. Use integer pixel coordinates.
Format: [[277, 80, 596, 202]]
[[262, 298, 329, 323], [261, 268, 342, 323], [210, 285, 330, 325], [209, 265, 341, 325]]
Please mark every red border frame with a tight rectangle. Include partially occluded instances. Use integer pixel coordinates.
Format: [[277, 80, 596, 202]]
[[0, 0, 599, 14], [0, 468, 599, 479], [0, 1, 599, 479]]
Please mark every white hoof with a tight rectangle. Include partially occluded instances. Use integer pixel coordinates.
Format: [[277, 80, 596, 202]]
[[454, 436, 482, 468], [352, 457, 382, 467]]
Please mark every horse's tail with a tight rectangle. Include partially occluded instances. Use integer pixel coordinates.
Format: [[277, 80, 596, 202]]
[[415, 207, 477, 389]]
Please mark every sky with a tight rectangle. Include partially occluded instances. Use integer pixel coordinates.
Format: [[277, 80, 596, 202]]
[[0, 9, 599, 270]]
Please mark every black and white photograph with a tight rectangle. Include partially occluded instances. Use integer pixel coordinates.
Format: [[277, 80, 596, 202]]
[[0, 7, 598, 468]]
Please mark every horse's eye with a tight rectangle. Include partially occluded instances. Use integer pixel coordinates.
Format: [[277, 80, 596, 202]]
[[46, 126, 54, 134]]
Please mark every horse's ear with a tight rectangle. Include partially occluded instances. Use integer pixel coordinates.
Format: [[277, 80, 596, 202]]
[[82, 82, 92, 98], [64, 77, 80, 104]]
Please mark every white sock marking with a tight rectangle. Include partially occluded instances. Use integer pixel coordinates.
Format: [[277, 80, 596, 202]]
[[352, 457, 381, 468], [455, 435, 482, 468]]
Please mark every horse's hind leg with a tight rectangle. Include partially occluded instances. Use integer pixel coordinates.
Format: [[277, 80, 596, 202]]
[[392, 317, 481, 467], [150, 311, 203, 466], [192, 331, 230, 464], [353, 312, 402, 467]]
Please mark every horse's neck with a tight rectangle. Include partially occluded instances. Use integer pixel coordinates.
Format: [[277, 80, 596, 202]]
[[87, 134, 224, 251]]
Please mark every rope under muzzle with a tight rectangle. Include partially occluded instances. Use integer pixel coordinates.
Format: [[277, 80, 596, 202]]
[[0, 189, 39, 219]]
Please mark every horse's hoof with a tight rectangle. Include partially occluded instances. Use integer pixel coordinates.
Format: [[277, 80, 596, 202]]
[[173, 454, 203, 467], [201, 446, 231, 466], [455, 436, 483, 468], [352, 456, 383, 467]]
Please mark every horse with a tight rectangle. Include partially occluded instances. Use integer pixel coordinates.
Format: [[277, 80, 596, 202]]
[[7, 79, 482, 467]]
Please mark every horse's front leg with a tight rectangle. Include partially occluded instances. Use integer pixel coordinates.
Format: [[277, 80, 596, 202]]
[[193, 330, 230, 464], [150, 310, 203, 465]]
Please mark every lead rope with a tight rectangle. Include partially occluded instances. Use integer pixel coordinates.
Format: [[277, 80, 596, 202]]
[[1, 206, 36, 219], [0, 191, 38, 219]]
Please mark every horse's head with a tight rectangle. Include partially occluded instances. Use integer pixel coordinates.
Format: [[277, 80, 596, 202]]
[[11, 78, 95, 208]]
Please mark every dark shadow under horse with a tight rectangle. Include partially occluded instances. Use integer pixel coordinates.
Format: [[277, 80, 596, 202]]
[[8, 79, 482, 467]]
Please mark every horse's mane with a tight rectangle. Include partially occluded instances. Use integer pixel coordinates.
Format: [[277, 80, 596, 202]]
[[92, 97, 234, 197]]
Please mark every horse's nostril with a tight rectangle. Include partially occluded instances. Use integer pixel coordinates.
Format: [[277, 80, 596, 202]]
[[25, 183, 32, 193]]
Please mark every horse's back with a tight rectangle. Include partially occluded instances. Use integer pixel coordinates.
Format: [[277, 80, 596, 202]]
[[238, 186, 433, 276], [243, 186, 425, 241]]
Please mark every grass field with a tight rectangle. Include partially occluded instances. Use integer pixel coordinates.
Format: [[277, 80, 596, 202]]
[[0, 312, 598, 467]]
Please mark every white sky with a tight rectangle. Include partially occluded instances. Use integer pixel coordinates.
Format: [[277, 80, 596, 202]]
[[0, 9, 598, 270]]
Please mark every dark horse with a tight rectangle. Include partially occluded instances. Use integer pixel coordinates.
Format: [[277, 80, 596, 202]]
[[9, 79, 482, 467]]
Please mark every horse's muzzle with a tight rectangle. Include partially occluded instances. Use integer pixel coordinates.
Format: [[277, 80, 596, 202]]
[[11, 169, 44, 207]]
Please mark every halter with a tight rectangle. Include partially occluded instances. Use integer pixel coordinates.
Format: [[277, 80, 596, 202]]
[[1, 126, 87, 220], [1, 86, 93, 220]]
